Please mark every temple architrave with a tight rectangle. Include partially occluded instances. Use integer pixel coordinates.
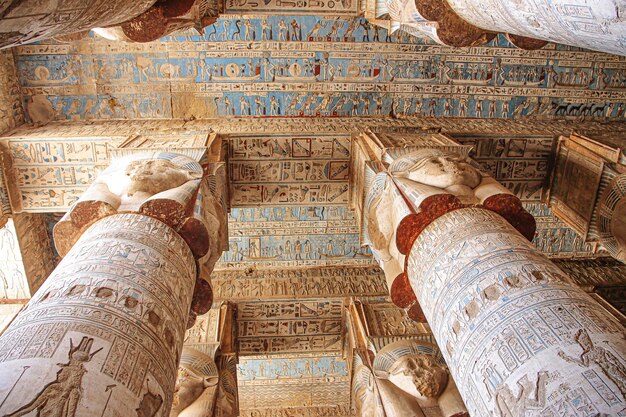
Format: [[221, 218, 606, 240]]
[[0, 1, 625, 417]]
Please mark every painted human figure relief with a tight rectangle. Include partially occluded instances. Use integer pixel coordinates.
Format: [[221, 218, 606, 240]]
[[2, 337, 101, 417]]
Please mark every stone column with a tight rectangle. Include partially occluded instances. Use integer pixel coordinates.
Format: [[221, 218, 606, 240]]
[[0, 0, 158, 48], [364, 149, 626, 416], [0, 151, 227, 417], [407, 208, 626, 416], [442, 0, 625, 55]]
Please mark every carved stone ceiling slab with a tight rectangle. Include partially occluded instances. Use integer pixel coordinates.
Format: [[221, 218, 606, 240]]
[[216, 207, 373, 269], [212, 265, 388, 301], [237, 354, 351, 411], [12, 18, 626, 123], [235, 298, 350, 413], [237, 299, 343, 356], [228, 135, 351, 207]]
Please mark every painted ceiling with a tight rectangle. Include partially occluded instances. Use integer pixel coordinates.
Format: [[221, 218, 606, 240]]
[[12, 15, 626, 123], [2, 19, 626, 417]]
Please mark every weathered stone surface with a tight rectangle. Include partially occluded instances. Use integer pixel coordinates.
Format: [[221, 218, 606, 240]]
[[0, 213, 197, 417], [0, 0, 157, 48], [406, 208, 626, 416]]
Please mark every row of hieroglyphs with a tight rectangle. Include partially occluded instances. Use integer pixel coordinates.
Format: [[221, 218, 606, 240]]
[[12, 16, 626, 122], [212, 265, 387, 299], [237, 354, 351, 410], [236, 299, 343, 355]]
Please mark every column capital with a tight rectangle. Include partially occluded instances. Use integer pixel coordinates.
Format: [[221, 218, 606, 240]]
[[549, 132, 626, 263]]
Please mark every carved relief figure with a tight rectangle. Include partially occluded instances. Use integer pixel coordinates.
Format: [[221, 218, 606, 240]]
[[558, 329, 626, 397], [372, 340, 469, 417], [3, 337, 102, 417], [170, 348, 220, 417], [366, 148, 511, 287], [387, 354, 448, 399], [54, 151, 208, 258], [494, 372, 548, 417]]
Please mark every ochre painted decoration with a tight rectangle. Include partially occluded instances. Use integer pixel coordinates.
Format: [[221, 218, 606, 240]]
[[119, 0, 211, 43], [412, 0, 496, 47], [505, 34, 548, 51]]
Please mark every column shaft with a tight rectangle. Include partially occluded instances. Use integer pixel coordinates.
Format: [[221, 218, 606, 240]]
[[407, 208, 626, 416], [0, 213, 196, 417], [0, 0, 157, 48], [445, 0, 625, 55]]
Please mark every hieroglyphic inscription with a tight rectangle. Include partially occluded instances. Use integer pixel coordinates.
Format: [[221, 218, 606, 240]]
[[217, 207, 373, 269], [229, 135, 351, 206], [0, 214, 196, 417], [406, 208, 626, 416], [13, 20, 626, 121], [0, 49, 24, 135], [525, 203, 601, 258], [212, 266, 386, 300], [553, 258, 626, 289], [456, 135, 555, 202], [447, 0, 626, 56], [238, 354, 351, 410], [1, 134, 127, 211], [362, 301, 430, 338], [237, 300, 343, 355], [240, 405, 354, 417], [6, 117, 626, 140]]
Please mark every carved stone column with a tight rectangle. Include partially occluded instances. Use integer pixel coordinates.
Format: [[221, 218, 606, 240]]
[[0, 151, 227, 417], [407, 208, 626, 416], [362, 144, 626, 415], [443, 0, 626, 55], [0, 0, 156, 48]]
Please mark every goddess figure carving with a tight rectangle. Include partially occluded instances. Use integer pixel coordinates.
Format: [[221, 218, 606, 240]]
[[170, 348, 220, 417], [3, 337, 101, 417], [373, 340, 469, 417], [365, 149, 511, 286]]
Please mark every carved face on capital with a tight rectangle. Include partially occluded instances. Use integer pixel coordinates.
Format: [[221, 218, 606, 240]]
[[388, 354, 448, 399], [406, 155, 481, 190], [172, 368, 205, 415], [102, 156, 202, 205], [170, 348, 219, 417]]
